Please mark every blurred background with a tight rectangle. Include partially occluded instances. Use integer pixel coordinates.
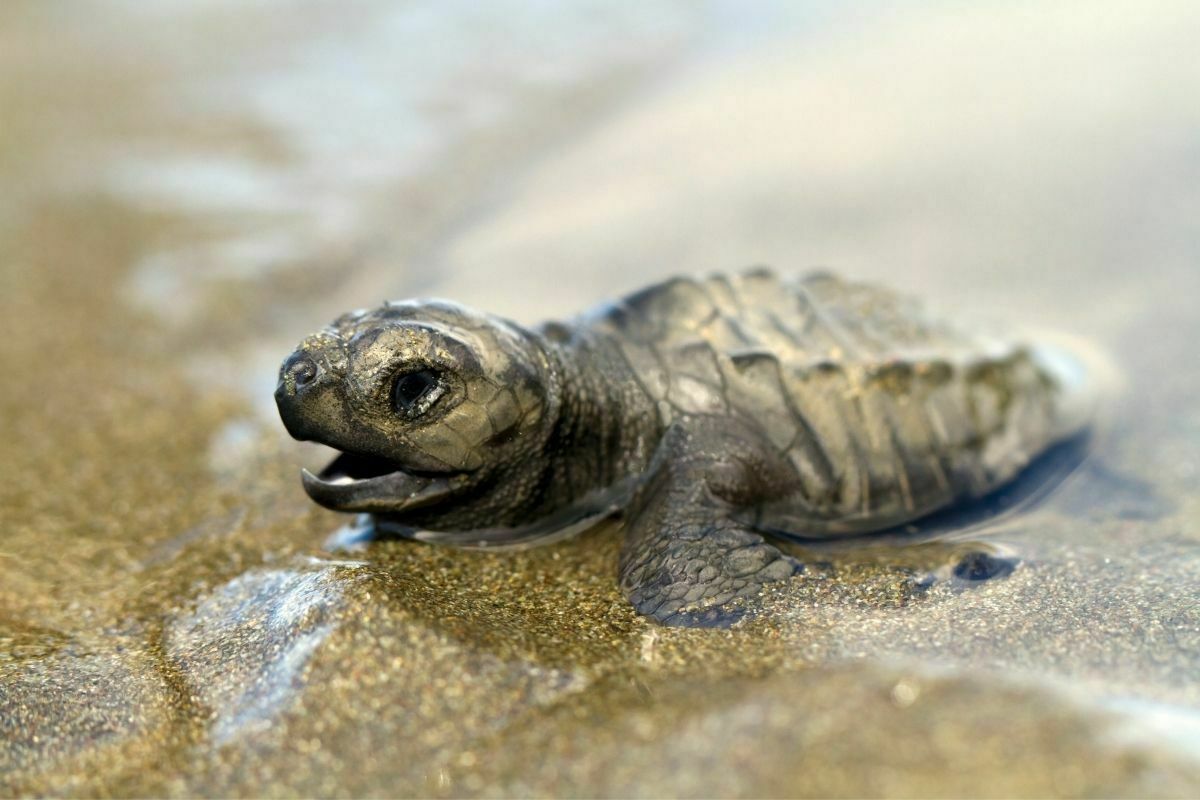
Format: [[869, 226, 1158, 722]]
[[2, 2, 1199, 796]]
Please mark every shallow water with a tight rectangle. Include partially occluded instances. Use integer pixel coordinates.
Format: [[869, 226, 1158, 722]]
[[2, 1, 1199, 796]]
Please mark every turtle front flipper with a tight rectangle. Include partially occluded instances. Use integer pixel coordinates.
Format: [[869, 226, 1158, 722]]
[[619, 419, 805, 627]]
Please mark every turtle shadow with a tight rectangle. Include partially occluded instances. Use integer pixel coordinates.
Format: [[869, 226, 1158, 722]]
[[770, 431, 1167, 596]]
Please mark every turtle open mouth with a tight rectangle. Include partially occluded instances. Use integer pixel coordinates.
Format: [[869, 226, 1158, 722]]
[[301, 450, 461, 514]]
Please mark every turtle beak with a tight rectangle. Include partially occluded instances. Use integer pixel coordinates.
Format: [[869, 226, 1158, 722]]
[[299, 451, 461, 513]]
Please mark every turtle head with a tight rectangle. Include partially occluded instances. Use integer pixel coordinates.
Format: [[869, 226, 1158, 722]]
[[275, 299, 554, 523]]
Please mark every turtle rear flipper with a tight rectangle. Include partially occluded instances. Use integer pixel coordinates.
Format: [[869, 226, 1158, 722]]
[[619, 419, 805, 627]]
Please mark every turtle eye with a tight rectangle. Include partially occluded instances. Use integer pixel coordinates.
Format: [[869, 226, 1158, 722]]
[[391, 368, 444, 416]]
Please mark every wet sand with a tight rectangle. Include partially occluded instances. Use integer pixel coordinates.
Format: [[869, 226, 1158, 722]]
[[2, 2, 1199, 797]]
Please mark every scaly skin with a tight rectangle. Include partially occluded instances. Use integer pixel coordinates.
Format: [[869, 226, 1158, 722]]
[[275, 269, 1083, 626]]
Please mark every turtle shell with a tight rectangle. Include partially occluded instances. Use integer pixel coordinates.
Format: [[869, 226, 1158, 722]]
[[577, 269, 1089, 535]]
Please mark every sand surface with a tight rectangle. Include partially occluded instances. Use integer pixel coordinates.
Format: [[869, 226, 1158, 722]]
[[2, 2, 1198, 796]]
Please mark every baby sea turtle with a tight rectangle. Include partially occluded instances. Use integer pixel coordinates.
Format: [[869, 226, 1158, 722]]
[[275, 270, 1092, 626]]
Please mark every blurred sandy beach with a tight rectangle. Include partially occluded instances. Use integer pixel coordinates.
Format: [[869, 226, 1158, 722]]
[[2, 2, 1199, 795]]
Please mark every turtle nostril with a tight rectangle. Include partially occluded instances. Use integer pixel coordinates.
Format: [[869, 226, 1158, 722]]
[[289, 356, 318, 387]]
